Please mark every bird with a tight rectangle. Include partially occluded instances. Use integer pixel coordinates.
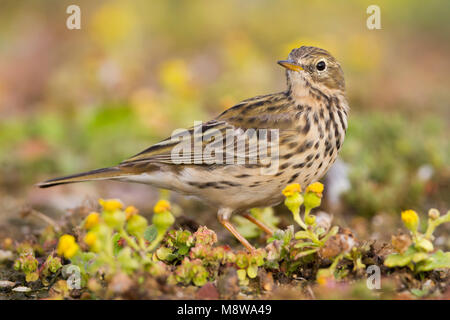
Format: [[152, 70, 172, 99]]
[[38, 46, 349, 252]]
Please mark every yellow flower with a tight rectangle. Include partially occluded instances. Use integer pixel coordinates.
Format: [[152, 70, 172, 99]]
[[159, 59, 190, 93], [90, 2, 137, 48], [401, 210, 419, 232], [57, 235, 75, 254], [83, 232, 97, 247], [316, 269, 333, 286], [2, 237, 12, 249], [282, 183, 302, 197], [84, 212, 100, 229], [57, 235, 79, 259], [99, 198, 123, 212], [316, 275, 328, 286], [154, 200, 171, 214], [306, 182, 324, 196], [125, 205, 139, 220]]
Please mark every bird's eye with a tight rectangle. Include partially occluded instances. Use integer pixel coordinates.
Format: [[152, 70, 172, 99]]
[[316, 61, 326, 71]]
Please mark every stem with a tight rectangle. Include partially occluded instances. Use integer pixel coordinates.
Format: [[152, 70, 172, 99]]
[[99, 251, 116, 273], [293, 208, 322, 245], [308, 231, 322, 245], [329, 253, 344, 273], [304, 207, 311, 224], [292, 209, 308, 230], [101, 231, 117, 274], [424, 220, 435, 240], [138, 238, 147, 251], [147, 233, 164, 252], [118, 229, 154, 267], [119, 229, 141, 252], [424, 211, 450, 240]]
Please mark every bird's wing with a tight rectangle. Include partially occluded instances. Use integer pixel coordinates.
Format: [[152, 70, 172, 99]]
[[120, 120, 240, 165], [120, 92, 295, 168]]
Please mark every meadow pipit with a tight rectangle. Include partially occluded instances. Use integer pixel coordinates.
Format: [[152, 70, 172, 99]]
[[39, 46, 349, 251]]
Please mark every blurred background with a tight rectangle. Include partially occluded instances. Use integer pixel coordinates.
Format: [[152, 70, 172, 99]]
[[0, 0, 448, 244]]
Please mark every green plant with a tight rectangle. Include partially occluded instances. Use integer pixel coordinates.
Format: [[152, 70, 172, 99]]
[[14, 248, 39, 282], [55, 198, 175, 286], [282, 183, 340, 258], [273, 182, 366, 283], [171, 257, 210, 286], [384, 209, 450, 272], [159, 225, 268, 287], [13, 245, 62, 283], [234, 249, 266, 286]]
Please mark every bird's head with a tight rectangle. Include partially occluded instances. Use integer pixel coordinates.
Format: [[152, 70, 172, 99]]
[[278, 46, 345, 97]]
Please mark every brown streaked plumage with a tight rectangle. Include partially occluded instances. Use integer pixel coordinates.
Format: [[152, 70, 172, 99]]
[[38, 46, 349, 252]]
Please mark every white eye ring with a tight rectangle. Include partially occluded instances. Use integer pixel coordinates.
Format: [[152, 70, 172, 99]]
[[316, 59, 327, 72]]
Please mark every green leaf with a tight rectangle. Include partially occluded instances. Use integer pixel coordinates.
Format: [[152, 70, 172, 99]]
[[282, 226, 294, 245], [268, 226, 293, 244], [25, 271, 39, 282], [294, 241, 318, 249], [416, 238, 434, 252], [416, 250, 450, 272], [384, 253, 412, 267], [237, 269, 247, 281], [144, 225, 158, 242], [294, 248, 318, 259], [156, 247, 172, 260], [165, 253, 178, 262], [384, 247, 417, 268], [247, 265, 258, 279], [264, 260, 279, 270], [294, 231, 311, 240], [412, 252, 429, 263], [112, 233, 123, 256], [177, 245, 190, 256], [410, 288, 429, 298]]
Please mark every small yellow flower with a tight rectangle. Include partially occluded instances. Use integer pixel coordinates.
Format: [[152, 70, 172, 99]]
[[282, 183, 302, 197], [317, 275, 328, 286], [316, 269, 332, 286], [64, 245, 79, 259], [125, 205, 139, 220], [57, 235, 79, 259], [401, 210, 419, 232], [306, 182, 324, 196], [154, 200, 171, 214], [98, 198, 123, 212], [2, 237, 13, 249], [159, 59, 190, 93], [57, 235, 75, 254], [84, 212, 100, 229], [83, 232, 97, 247]]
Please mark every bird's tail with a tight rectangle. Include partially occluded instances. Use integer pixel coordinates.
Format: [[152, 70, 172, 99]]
[[37, 167, 126, 188]]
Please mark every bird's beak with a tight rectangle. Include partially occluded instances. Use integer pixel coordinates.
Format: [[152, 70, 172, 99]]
[[277, 60, 303, 72]]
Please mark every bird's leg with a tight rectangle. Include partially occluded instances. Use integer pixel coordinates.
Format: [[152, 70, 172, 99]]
[[218, 208, 255, 252], [241, 212, 274, 236]]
